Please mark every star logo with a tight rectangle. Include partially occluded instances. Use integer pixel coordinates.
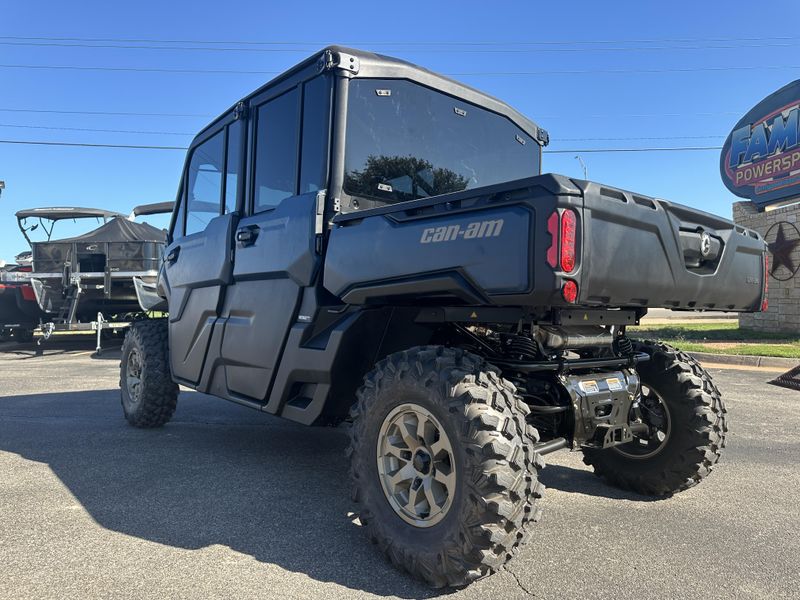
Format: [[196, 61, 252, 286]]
[[765, 221, 800, 281]]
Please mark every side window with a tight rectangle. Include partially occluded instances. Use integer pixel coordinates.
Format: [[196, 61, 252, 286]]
[[300, 76, 331, 194], [186, 130, 224, 236], [253, 88, 300, 212], [224, 119, 244, 214]]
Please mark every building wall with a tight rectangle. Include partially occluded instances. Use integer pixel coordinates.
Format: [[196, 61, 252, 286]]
[[733, 201, 800, 334]]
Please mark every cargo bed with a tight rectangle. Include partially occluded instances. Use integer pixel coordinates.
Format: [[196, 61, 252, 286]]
[[324, 174, 767, 312]]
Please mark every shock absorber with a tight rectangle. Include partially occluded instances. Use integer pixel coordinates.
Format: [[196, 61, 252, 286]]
[[613, 335, 634, 356], [502, 334, 541, 361]]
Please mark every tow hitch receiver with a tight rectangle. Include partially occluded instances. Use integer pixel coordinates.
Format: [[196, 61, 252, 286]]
[[559, 369, 640, 449]]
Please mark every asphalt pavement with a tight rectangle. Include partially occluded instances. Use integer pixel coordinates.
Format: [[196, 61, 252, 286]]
[[0, 337, 797, 600]]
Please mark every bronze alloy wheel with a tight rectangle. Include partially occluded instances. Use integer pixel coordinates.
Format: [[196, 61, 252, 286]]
[[376, 403, 456, 528], [125, 347, 143, 405]]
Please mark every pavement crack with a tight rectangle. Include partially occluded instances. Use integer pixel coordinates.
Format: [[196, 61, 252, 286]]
[[507, 567, 534, 597]]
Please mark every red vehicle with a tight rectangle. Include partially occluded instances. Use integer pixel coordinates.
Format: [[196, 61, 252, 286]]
[[0, 253, 44, 342]]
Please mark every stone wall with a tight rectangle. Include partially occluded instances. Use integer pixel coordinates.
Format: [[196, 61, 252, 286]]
[[733, 200, 800, 333]]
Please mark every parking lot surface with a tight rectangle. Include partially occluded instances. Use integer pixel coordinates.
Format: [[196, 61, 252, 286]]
[[0, 337, 797, 600]]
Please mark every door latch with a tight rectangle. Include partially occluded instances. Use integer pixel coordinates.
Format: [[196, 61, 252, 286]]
[[236, 225, 260, 246]]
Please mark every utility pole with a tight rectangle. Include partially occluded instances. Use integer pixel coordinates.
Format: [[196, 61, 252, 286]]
[[0, 180, 5, 198]]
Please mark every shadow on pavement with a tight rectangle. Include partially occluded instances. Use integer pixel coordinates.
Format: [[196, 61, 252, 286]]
[[539, 463, 661, 502], [0, 388, 443, 598], [0, 335, 122, 360]]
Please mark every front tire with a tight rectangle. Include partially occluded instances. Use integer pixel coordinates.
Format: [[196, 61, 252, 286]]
[[348, 346, 544, 588], [120, 320, 178, 428], [583, 341, 727, 496]]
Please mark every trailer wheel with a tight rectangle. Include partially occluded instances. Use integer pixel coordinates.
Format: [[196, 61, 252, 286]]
[[348, 346, 544, 588], [582, 341, 726, 496], [120, 320, 178, 428]]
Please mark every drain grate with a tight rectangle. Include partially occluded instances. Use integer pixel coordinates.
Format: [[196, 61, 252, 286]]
[[768, 364, 800, 391]]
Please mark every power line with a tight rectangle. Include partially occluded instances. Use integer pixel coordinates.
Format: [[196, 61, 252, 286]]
[[545, 146, 723, 153], [540, 110, 744, 119], [0, 123, 195, 136], [0, 63, 279, 75], [2, 34, 800, 46], [557, 135, 725, 142], [0, 106, 744, 120], [0, 125, 726, 142], [1, 63, 796, 76], [0, 138, 725, 153], [0, 139, 188, 150], [0, 107, 212, 118], [3, 40, 799, 54]]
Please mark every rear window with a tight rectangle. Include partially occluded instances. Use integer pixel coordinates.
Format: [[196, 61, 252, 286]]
[[344, 79, 540, 204]]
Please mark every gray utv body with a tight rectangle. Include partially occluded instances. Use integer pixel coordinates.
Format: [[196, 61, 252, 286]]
[[153, 46, 766, 426]]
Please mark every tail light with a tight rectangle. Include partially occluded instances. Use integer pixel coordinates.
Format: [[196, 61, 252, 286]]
[[761, 253, 769, 311], [562, 280, 578, 303], [20, 285, 36, 302], [546, 209, 578, 273], [546, 212, 559, 268], [560, 209, 577, 273]]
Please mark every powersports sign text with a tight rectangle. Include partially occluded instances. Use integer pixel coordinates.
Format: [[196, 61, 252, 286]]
[[720, 80, 800, 207]]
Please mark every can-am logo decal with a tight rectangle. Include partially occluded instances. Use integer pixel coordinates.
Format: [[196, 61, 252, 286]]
[[420, 219, 504, 244], [720, 80, 800, 207]]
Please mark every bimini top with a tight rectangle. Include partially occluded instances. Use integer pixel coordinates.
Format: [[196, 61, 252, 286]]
[[15, 206, 128, 246], [15, 207, 126, 222]]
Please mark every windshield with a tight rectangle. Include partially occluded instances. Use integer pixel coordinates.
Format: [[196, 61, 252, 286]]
[[344, 78, 540, 204]]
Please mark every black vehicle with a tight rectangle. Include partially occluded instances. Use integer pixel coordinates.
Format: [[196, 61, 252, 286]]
[[120, 47, 767, 587], [17, 205, 169, 325]]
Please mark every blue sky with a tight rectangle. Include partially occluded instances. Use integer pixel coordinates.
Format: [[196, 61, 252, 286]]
[[1, 0, 799, 261]]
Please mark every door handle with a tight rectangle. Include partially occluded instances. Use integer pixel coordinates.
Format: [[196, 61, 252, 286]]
[[236, 226, 260, 246], [166, 246, 180, 264]]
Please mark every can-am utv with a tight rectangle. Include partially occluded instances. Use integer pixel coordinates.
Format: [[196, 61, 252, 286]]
[[119, 47, 767, 588]]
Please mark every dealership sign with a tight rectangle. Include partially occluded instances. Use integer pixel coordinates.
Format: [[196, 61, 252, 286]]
[[721, 80, 800, 207]]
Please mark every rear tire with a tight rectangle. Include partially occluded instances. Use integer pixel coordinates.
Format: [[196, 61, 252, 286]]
[[348, 346, 544, 588], [120, 320, 178, 428], [582, 341, 727, 496]]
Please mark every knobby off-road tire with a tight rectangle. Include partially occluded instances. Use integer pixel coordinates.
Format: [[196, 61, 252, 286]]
[[348, 346, 544, 588], [120, 320, 178, 428], [583, 341, 727, 496]]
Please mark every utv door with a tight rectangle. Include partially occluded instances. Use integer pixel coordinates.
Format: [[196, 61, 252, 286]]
[[162, 120, 243, 386], [217, 77, 330, 401]]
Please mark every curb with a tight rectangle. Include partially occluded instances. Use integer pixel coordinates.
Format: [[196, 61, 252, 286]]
[[687, 351, 798, 369]]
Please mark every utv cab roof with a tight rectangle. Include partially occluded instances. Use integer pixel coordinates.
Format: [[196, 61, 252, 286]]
[[192, 45, 547, 148]]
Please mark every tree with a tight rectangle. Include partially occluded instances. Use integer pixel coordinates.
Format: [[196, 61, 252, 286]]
[[345, 155, 469, 201]]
